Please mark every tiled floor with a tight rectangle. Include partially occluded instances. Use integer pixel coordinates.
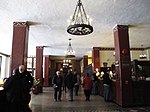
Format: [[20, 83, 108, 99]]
[[30, 87, 150, 112]]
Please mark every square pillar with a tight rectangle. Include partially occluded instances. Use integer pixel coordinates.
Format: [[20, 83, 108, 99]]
[[36, 46, 44, 92], [43, 55, 50, 87], [11, 22, 29, 73], [113, 25, 132, 107], [92, 47, 100, 72]]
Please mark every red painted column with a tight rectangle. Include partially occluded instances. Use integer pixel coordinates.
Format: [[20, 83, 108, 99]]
[[83, 55, 88, 70], [43, 55, 50, 87], [11, 22, 29, 73], [92, 47, 100, 72], [113, 25, 132, 107], [36, 46, 43, 92]]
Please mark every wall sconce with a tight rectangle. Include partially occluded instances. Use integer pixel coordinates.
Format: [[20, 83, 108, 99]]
[[95, 68, 99, 72], [139, 45, 147, 59]]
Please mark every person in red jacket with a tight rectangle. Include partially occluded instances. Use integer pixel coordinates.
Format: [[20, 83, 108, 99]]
[[83, 73, 93, 101]]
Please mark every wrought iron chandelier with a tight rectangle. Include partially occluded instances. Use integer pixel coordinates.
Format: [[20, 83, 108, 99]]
[[67, 0, 93, 35], [65, 38, 75, 58]]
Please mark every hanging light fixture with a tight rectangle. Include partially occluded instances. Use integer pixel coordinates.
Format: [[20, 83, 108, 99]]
[[67, 0, 93, 35], [65, 38, 75, 58], [139, 44, 147, 59], [63, 59, 72, 68]]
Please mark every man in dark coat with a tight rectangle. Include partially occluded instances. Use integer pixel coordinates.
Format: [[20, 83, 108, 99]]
[[4, 65, 33, 112], [65, 69, 75, 101], [91, 71, 98, 95], [52, 71, 63, 101]]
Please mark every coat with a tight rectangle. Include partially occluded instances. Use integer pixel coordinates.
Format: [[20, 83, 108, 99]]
[[103, 72, 112, 85], [52, 75, 63, 87], [83, 76, 93, 90], [4, 69, 33, 104], [65, 71, 75, 89]]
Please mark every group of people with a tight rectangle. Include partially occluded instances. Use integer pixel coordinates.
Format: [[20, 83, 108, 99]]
[[3, 65, 33, 112], [52, 70, 111, 101], [1, 64, 112, 112], [52, 69, 94, 102], [52, 69, 112, 102], [52, 69, 81, 101]]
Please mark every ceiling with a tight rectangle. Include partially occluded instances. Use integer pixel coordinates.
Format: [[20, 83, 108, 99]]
[[0, 0, 150, 58]]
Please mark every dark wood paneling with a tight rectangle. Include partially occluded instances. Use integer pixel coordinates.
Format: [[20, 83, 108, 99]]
[[132, 81, 150, 106]]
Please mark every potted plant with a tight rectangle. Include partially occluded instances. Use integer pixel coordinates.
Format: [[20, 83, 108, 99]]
[[32, 78, 41, 94]]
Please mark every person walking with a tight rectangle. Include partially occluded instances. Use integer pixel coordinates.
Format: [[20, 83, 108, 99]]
[[4, 65, 33, 112], [65, 69, 75, 101], [74, 71, 81, 96], [83, 73, 93, 101], [52, 71, 63, 101], [62, 72, 67, 93], [91, 71, 98, 95], [102, 70, 112, 102]]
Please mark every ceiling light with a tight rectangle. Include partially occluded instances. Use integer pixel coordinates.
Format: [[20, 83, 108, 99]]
[[67, 0, 93, 35], [65, 38, 75, 58]]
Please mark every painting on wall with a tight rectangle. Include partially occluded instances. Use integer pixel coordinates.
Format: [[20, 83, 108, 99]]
[[0, 56, 2, 76]]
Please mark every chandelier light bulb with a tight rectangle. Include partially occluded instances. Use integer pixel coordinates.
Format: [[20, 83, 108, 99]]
[[70, 16, 73, 19], [78, 13, 81, 17], [87, 15, 89, 19]]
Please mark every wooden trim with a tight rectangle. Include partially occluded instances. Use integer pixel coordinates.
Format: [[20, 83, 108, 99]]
[[95, 47, 146, 51]]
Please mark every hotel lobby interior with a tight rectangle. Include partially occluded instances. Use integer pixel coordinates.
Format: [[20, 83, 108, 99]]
[[0, 0, 150, 111]]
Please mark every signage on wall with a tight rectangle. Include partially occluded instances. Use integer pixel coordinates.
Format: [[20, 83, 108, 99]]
[[121, 48, 128, 56]]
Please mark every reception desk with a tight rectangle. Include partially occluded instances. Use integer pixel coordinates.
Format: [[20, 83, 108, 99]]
[[98, 79, 150, 106], [132, 81, 150, 106]]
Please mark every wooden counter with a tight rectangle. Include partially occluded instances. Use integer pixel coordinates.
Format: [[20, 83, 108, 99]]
[[132, 81, 150, 106]]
